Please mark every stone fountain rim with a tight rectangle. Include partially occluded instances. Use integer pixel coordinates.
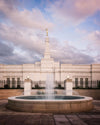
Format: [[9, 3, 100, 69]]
[[8, 95, 93, 102]]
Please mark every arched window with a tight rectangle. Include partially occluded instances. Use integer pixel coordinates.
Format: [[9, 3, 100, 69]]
[[12, 78, 15, 88], [7, 78, 10, 88], [17, 78, 20, 88], [85, 78, 88, 88], [80, 78, 83, 88], [75, 78, 78, 88], [97, 80, 100, 88]]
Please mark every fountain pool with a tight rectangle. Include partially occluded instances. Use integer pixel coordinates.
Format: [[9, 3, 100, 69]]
[[7, 74, 93, 113], [7, 95, 93, 113]]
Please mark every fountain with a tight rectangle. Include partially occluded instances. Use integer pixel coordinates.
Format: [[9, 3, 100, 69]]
[[7, 76, 93, 113], [45, 73, 54, 100]]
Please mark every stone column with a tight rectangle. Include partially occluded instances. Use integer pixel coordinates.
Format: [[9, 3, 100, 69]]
[[4, 78, 6, 88], [83, 78, 85, 88], [10, 78, 12, 88], [2, 80, 4, 88], [20, 79, 23, 88], [0, 80, 3, 88], [88, 79, 91, 88], [65, 78, 73, 95], [24, 77, 31, 95], [73, 80, 75, 88], [92, 80, 95, 88], [78, 78, 80, 88], [15, 78, 17, 88]]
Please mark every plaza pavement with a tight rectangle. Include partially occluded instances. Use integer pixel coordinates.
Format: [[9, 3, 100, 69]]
[[0, 100, 100, 125]]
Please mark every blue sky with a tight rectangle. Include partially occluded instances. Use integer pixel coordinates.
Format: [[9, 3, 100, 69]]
[[0, 0, 100, 64]]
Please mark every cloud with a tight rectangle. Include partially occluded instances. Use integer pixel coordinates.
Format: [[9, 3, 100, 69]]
[[0, 0, 53, 30], [85, 30, 100, 63], [47, 0, 100, 25], [93, 11, 100, 26], [0, 23, 95, 64], [50, 39, 94, 64], [88, 30, 100, 50], [0, 41, 42, 64], [0, 23, 46, 64], [0, 41, 13, 56], [0, 23, 45, 54]]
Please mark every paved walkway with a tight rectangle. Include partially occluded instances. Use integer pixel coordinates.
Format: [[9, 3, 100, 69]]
[[0, 100, 100, 125]]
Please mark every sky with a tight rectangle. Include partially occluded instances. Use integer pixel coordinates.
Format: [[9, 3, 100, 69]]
[[0, 0, 100, 65]]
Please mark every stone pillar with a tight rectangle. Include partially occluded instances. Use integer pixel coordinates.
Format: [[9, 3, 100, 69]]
[[2, 80, 4, 88], [10, 78, 12, 88], [15, 78, 17, 88], [65, 78, 73, 95], [92, 80, 95, 88], [83, 78, 85, 88], [20, 79, 23, 88], [24, 77, 31, 95], [4, 78, 6, 88], [78, 78, 80, 88], [88, 80, 91, 88], [0, 80, 3, 88]]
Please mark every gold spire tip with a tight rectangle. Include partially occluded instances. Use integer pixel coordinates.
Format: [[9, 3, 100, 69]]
[[45, 28, 48, 36]]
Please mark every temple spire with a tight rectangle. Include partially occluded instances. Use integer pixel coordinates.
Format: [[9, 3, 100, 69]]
[[44, 28, 50, 59], [45, 28, 48, 36]]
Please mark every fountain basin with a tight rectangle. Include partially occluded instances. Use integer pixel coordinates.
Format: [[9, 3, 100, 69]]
[[7, 95, 93, 113]]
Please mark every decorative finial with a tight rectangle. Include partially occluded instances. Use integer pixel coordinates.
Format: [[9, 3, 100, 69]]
[[67, 75, 70, 79], [27, 76, 30, 79], [45, 28, 48, 36]]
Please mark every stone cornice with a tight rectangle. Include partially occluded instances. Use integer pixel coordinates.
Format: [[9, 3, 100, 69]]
[[0, 71, 100, 73]]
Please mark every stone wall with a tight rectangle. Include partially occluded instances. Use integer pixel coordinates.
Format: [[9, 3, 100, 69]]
[[0, 89, 100, 100], [0, 89, 23, 99], [74, 89, 100, 100]]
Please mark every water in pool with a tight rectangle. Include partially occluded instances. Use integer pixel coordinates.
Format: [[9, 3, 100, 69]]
[[16, 95, 84, 100]]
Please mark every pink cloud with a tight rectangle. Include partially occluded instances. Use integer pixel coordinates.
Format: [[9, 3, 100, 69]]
[[0, 23, 94, 64], [88, 30, 100, 47], [0, 23, 45, 55], [0, 0, 53, 30], [48, 0, 100, 24]]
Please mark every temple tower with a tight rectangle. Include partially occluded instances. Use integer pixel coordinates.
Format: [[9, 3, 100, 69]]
[[41, 29, 54, 68], [44, 28, 51, 59]]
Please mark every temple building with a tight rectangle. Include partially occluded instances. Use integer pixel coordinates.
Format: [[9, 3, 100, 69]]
[[0, 30, 100, 89]]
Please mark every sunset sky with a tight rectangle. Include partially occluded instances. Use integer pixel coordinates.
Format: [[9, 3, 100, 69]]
[[0, 0, 100, 64]]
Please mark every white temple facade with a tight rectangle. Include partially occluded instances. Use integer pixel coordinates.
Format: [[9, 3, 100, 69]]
[[0, 30, 100, 89]]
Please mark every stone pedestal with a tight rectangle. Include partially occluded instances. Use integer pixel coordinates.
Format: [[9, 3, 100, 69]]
[[24, 78, 31, 95], [65, 78, 73, 95]]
